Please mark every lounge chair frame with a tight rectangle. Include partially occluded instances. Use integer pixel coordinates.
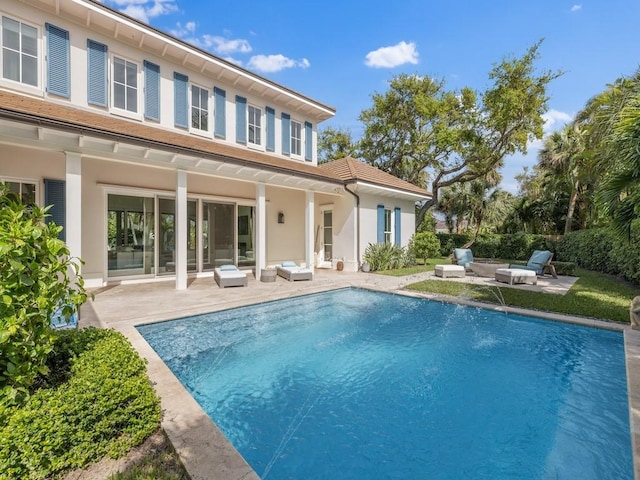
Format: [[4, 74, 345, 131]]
[[276, 265, 313, 282], [214, 268, 248, 288]]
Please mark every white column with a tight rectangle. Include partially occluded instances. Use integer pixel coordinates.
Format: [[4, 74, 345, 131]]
[[64, 152, 82, 265], [175, 170, 188, 290], [255, 183, 266, 280], [305, 190, 315, 269]]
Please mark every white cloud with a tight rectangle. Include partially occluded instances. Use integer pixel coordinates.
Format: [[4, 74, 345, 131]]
[[247, 54, 310, 73], [570, 4, 582, 12], [365, 41, 419, 68], [170, 22, 252, 59], [105, 0, 178, 23], [542, 109, 573, 133], [200, 36, 252, 55]]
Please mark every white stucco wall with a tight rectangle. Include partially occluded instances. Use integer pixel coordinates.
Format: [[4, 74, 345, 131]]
[[0, 1, 319, 165]]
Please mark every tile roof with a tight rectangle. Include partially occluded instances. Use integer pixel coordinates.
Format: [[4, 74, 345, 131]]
[[319, 157, 431, 198], [0, 90, 342, 185]]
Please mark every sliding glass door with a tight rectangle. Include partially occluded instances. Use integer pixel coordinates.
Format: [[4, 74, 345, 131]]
[[203, 201, 235, 269], [107, 193, 254, 278], [107, 194, 155, 277]]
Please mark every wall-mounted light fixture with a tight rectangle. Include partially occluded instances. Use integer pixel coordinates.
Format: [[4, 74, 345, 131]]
[[278, 212, 285, 224]]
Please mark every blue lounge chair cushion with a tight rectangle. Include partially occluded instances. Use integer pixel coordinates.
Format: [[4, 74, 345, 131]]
[[219, 264, 238, 271], [454, 248, 474, 268], [509, 250, 553, 275], [281, 261, 298, 268]]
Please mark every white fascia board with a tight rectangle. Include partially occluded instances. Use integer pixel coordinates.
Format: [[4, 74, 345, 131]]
[[353, 181, 431, 201]]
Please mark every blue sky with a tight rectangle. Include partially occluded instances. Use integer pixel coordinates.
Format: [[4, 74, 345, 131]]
[[102, 0, 640, 194]]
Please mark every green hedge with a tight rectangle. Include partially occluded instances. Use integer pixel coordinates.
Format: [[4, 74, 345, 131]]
[[0, 328, 161, 480], [436, 233, 555, 261], [557, 226, 640, 285]]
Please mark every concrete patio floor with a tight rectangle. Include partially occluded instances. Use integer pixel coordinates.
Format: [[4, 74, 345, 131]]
[[79, 269, 640, 480]]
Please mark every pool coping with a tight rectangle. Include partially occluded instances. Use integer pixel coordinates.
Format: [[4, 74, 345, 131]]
[[86, 274, 640, 480]]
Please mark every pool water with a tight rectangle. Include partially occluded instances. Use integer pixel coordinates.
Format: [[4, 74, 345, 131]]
[[138, 288, 632, 479]]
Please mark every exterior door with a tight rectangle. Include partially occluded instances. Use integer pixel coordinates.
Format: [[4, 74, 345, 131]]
[[319, 209, 333, 268]]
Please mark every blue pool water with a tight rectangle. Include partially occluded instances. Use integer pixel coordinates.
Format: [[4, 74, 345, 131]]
[[137, 288, 632, 479]]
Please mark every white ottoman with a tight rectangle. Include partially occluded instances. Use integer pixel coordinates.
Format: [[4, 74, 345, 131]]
[[435, 265, 465, 278], [495, 268, 537, 286]]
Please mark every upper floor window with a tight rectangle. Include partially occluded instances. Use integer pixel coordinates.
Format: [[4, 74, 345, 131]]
[[248, 105, 262, 146], [113, 56, 138, 113], [2, 179, 37, 205], [384, 208, 392, 244], [291, 119, 302, 156], [191, 85, 208, 131], [2, 16, 38, 87]]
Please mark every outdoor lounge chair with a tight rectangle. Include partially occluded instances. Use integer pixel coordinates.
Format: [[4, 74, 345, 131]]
[[453, 248, 474, 269], [509, 250, 557, 278], [214, 265, 248, 288], [276, 261, 313, 282]]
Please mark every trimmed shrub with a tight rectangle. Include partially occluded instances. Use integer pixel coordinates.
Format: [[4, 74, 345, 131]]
[[551, 261, 576, 277], [0, 328, 161, 480], [0, 189, 87, 406], [363, 243, 410, 271], [408, 232, 441, 263], [436, 233, 554, 261], [557, 225, 640, 285]]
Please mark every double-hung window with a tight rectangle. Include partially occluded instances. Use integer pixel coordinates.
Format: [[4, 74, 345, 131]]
[[291, 119, 302, 156], [191, 85, 208, 132], [113, 56, 138, 113], [384, 208, 392, 244], [248, 105, 262, 146], [2, 179, 37, 205], [2, 16, 38, 87]]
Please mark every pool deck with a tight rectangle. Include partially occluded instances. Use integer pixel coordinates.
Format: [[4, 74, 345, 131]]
[[80, 269, 640, 480]]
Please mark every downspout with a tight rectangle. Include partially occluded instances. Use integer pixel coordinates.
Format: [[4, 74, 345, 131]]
[[344, 183, 361, 270]]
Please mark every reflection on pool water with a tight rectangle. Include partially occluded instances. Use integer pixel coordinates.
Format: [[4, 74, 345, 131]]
[[137, 288, 632, 480]]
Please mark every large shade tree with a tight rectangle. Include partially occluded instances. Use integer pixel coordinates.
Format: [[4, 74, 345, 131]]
[[357, 41, 561, 227]]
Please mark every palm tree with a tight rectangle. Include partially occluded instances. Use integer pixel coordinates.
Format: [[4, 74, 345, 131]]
[[576, 70, 640, 239], [537, 123, 590, 234]]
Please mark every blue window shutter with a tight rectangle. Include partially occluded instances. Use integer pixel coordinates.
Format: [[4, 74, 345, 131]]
[[46, 24, 70, 98], [377, 205, 385, 244], [394, 207, 401, 246], [44, 179, 66, 242], [174, 72, 188, 128], [235, 95, 247, 144], [265, 106, 275, 151], [281, 112, 290, 156], [214, 87, 226, 138], [304, 121, 313, 161], [144, 61, 160, 121], [87, 39, 108, 107]]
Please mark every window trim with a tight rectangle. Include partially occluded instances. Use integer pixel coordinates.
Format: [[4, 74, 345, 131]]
[[1, 15, 41, 91], [110, 53, 141, 120], [190, 83, 210, 135], [384, 208, 392, 244], [290, 118, 303, 157], [247, 104, 263, 149], [1, 177, 40, 205]]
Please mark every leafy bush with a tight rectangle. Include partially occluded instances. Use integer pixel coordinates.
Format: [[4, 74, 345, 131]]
[[436, 233, 554, 260], [0, 189, 87, 405], [0, 328, 161, 480], [408, 232, 441, 263], [551, 261, 576, 276], [557, 225, 640, 285], [363, 243, 410, 271]]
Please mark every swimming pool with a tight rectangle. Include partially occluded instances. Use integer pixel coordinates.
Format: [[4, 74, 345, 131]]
[[137, 288, 632, 479]]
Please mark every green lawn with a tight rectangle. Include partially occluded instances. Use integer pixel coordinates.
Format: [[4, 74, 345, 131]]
[[378, 257, 637, 324]]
